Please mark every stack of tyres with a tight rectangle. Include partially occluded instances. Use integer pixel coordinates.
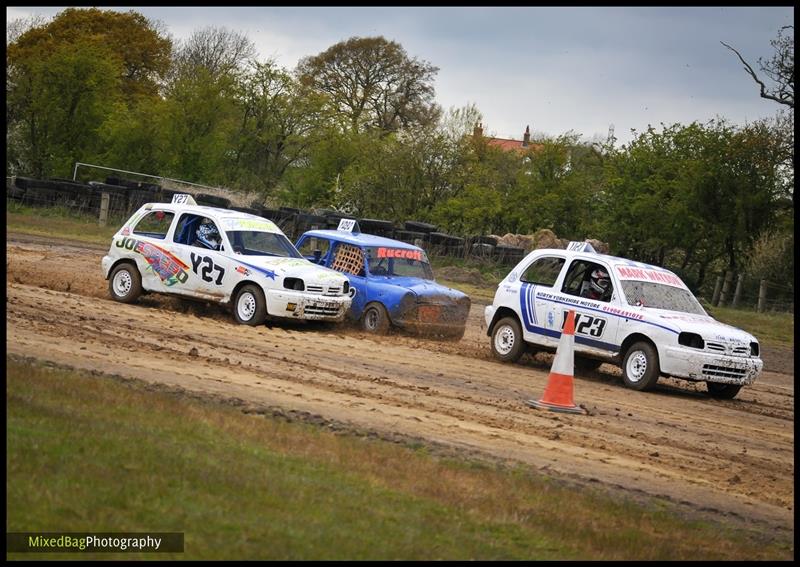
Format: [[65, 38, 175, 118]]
[[404, 220, 438, 234], [358, 218, 395, 237], [393, 229, 427, 245], [493, 245, 526, 265], [18, 178, 60, 207], [427, 232, 465, 257], [469, 235, 498, 259]]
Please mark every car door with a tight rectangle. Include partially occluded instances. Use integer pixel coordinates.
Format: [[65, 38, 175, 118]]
[[124, 208, 191, 293], [325, 240, 368, 319], [551, 257, 620, 357], [167, 212, 230, 301], [516, 254, 567, 348]]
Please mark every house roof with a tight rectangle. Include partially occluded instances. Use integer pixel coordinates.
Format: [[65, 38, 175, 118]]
[[487, 138, 544, 153]]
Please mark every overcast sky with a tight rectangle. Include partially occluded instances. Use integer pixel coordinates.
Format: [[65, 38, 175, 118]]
[[7, 6, 794, 145]]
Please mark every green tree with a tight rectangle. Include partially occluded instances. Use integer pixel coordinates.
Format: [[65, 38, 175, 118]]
[[296, 36, 440, 134], [8, 7, 172, 100], [7, 41, 122, 177]]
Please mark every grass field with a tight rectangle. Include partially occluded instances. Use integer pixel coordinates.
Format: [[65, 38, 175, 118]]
[[5, 204, 793, 347], [6, 356, 792, 560]]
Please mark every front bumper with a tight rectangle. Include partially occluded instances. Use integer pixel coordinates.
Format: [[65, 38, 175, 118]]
[[661, 346, 763, 385], [266, 289, 351, 322], [484, 305, 496, 335], [394, 302, 470, 337], [101, 255, 113, 278]]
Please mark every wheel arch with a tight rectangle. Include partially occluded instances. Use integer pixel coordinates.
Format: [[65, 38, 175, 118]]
[[487, 306, 520, 336], [619, 333, 659, 364], [106, 257, 139, 280], [230, 279, 264, 305]]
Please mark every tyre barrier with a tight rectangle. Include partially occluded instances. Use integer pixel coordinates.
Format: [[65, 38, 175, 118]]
[[257, 208, 285, 221], [88, 182, 130, 217], [279, 206, 303, 215], [470, 235, 499, 246], [195, 193, 231, 209], [157, 188, 179, 203], [105, 176, 141, 189], [404, 220, 438, 233]]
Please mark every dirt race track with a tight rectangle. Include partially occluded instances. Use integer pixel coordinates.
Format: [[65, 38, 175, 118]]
[[6, 234, 795, 538]]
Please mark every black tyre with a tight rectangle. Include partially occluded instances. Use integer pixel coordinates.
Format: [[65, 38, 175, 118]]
[[575, 356, 604, 373], [108, 262, 143, 304], [706, 382, 743, 400], [361, 302, 391, 334], [404, 220, 438, 233], [622, 341, 660, 391], [233, 284, 267, 326], [443, 326, 467, 342], [491, 316, 525, 363]]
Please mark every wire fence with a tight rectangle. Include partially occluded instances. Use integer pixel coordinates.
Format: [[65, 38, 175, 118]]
[[705, 271, 794, 314]]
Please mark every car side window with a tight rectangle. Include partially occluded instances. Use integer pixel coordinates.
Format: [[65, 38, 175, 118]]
[[330, 243, 365, 277], [298, 237, 331, 264], [563, 259, 613, 302], [132, 211, 174, 240], [172, 213, 222, 251], [520, 256, 565, 287]]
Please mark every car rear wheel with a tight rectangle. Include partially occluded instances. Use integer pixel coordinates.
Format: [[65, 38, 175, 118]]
[[491, 316, 525, 363], [706, 382, 742, 400], [622, 341, 660, 391], [361, 303, 391, 334], [234, 284, 266, 326], [109, 263, 142, 304]]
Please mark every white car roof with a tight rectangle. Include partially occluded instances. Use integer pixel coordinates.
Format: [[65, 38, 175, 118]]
[[141, 202, 283, 234]]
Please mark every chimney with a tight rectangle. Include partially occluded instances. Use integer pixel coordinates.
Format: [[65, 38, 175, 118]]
[[473, 122, 483, 138], [523, 125, 530, 147]]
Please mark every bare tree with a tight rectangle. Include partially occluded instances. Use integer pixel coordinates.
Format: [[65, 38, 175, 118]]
[[175, 26, 256, 79], [721, 25, 794, 108]]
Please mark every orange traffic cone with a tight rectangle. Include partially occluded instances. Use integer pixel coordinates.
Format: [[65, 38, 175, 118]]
[[526, 309, 586, 415]]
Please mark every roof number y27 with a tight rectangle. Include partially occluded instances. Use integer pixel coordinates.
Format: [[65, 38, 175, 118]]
[[563, 310, 607, 338], [190, 252, 225, 285]]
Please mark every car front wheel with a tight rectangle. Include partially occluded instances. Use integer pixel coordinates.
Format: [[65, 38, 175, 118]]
[[622, 341, 660, 391], [234, 284, 266, 326], [706, 382, 742, 400], [109, 263, 142, 304], [361, 303, 391, 334], [491, 316, 525, 363]]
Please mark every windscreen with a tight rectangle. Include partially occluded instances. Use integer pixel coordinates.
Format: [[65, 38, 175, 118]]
[[364, 246, 433, 280], [226, 231, 302, 258], [621, 281, 706, 315]]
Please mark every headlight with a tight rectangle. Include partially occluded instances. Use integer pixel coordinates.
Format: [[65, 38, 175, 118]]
[[750, 342, 760, 357], [283, 277, 304, 291], [678, 332, 704, 349]]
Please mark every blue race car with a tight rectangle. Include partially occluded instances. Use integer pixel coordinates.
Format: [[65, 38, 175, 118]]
[[295, 225, 471, 339]]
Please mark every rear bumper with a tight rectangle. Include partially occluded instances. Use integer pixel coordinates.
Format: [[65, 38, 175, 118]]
[[266, 290, 351, 322]]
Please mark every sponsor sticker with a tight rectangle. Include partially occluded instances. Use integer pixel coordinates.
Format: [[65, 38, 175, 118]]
[[377, 247, 423, 261]]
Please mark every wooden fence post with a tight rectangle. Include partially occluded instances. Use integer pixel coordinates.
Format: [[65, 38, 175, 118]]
[[98, 192, 110, 226], [732, 274, 744, 308], [711, 275, 724, 306], [757, 280, 768, 313], [719, 271, 734, 306]]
